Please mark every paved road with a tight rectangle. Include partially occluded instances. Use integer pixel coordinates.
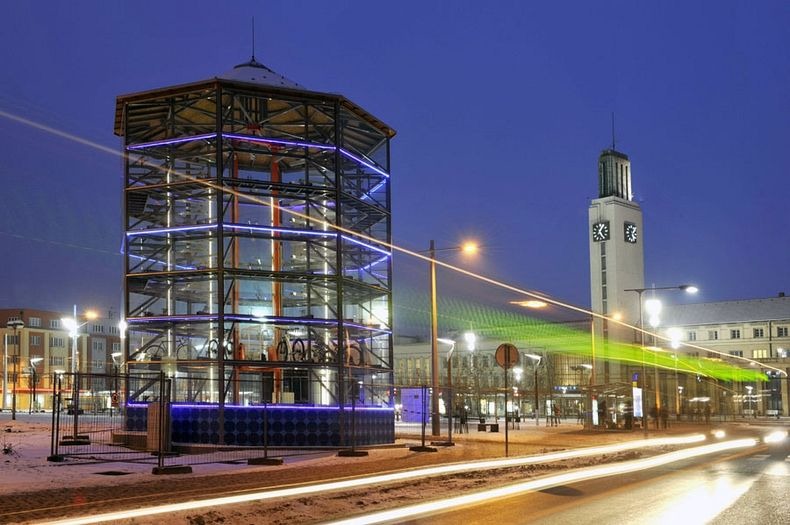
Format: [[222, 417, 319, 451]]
[[407, 437, 789, 524]]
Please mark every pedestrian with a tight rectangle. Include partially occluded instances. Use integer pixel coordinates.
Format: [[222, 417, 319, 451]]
[[650, 405, 658, 429], [704, 404, 711, 425], [577, 404, 584, 425], [553, 404, 561, 426], [660, 406, 668, 429], [598, 399, 607, 429]]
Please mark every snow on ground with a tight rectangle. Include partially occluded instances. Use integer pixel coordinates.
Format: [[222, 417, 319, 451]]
[[1, 412, 735, 524]]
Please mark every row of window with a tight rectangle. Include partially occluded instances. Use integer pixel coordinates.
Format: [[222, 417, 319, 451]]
[[687, 326, 789, 341], [729, 349, 772, 359]]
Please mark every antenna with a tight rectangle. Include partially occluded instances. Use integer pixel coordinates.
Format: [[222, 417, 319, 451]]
[[251, 17, 256, 61], [611, 112, 616, 150]]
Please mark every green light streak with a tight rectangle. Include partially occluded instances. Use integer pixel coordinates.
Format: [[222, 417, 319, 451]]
[[394, 291, 767, 382]]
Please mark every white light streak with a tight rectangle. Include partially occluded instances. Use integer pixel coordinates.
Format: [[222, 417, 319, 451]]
[[41, 435, 708, 525], [328, 439, 757, 525]]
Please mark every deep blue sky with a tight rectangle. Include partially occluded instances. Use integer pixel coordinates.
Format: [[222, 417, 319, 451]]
[[0, 1, 788, 316]]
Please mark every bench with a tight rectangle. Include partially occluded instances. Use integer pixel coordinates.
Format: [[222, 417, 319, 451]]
[[477, 423, 499, 432]]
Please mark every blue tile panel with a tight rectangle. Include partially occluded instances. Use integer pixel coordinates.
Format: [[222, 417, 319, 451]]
[[126, 404, 394, 446]]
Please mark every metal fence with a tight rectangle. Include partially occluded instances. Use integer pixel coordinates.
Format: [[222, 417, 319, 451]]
[[49, 372, 397, 470]]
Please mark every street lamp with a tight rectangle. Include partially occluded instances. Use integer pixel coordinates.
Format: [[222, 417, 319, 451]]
[[624, 284, 698, 437], [463, 331, 481, 419], [745, 385, 754, 418], [428, 239, 478, 436], [437, 337, 456, 445], [7, 314, 24, 421], [525, 353, 542, 426], [61, 308, 98, 375], [28, 357, 42, 413]]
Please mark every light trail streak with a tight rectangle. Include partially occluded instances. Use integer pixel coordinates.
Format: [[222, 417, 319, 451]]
[[39, 435, 707, 525], [0, 107, 783, 378], [327, 438, 758, 525]]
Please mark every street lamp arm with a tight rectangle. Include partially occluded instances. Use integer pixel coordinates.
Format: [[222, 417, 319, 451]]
[[624, 284, 698, 293]]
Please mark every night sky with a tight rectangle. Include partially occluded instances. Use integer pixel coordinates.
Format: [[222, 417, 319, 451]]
[[0, 1, 788, 318]]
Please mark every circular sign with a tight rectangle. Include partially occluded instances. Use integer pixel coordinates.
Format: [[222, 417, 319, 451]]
[[495, 343, 519, 369]]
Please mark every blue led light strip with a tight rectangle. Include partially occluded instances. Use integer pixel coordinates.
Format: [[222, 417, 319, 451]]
[[126, 224, 391, 257], [125, 133, 217, 150], [124, 133, 390, 178]]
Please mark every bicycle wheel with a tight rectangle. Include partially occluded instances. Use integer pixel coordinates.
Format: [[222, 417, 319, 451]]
[[276, 339, 289, 361], [291, 338, 306, 362]]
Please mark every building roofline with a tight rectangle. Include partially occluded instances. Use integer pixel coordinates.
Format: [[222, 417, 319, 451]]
[[114, 78, 396, 139]]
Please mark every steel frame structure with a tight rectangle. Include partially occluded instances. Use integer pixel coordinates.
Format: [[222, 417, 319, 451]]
[[115, 67, 395, 413]]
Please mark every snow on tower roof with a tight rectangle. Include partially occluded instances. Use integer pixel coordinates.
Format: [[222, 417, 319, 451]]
[[219, 57, 302, 89]]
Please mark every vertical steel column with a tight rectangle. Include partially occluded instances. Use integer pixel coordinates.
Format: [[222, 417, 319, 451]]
[[215, 83, 226, 444], [333, 100, 346, 445]]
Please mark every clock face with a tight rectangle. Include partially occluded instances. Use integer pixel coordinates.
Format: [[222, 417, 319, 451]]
[[592, 221, 610, 242], [624, 222, 638, 243]]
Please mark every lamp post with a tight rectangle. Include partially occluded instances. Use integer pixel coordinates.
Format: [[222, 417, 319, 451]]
[[525, 353, 542, 426], [464, 331, 478, 419], [437, 337, 456, 446], [7, 313, 24, 421], [28, 357, 42, 413], [625, 284, 697, 437], [427, 239, 477, 436], [745, 385, 754, 418], [61, 308, 98, 376]]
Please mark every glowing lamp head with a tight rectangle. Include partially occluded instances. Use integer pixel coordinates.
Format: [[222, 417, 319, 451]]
[[461, 241, 478, 255], [680, 285, 699, 294], [84, 310, 99, 320], [464, 331, 476, 351], [667, 327, 683, 349], [645, 298, 663, 317], [61, 317, 78, 337]]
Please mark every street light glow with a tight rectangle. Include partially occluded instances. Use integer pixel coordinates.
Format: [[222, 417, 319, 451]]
[[461, 241, 478, 255], [510, 300, 548, 309]]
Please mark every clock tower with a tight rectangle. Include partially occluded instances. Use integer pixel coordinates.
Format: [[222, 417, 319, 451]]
[[589, 148, 645, 383]]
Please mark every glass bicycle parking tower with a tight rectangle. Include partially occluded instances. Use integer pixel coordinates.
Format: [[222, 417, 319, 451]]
[[114, 59, 395, 420]]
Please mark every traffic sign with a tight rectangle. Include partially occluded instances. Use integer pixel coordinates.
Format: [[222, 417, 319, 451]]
[[495, 343, 519, 369]]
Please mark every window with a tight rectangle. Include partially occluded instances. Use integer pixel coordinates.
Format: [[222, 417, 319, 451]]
[[730, 329, 741, 339], [49, 337, 65, 347], [92, 340, 105, 352], [5, 334, 19, 345], [752, 328, 764, 338], [112, 342, 121, 353], [30, 335, 41, 346], [29, 317, 41, 328], [91, 325, 105, 334], [49, 356, 66, 366], [8, 315, 21, 322], [687, 331, 697, 341], [49, 319, 61, 329], [778, 326, 789, 337], [753, 349, 769, 359], [91, 360, 105, 369], [708, 330, 718, 340], [729, 350, 743, 357], [108, 325, 118, 335]]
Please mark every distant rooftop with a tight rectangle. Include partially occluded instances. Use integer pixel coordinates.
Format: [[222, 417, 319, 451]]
[[218, 56, 302, 89], [663, 294, 790, 326]]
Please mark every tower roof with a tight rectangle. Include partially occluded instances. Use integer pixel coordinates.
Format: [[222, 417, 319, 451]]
[[600, 148, 629, 161], [219, 57, 302, 89]]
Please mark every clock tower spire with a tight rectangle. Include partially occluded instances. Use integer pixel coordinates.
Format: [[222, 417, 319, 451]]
[[589, 144, 645, 383]]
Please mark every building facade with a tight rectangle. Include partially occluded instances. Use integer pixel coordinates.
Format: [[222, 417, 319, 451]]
[[1, 308, 122, 411], [662, 295, 790, 416]]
